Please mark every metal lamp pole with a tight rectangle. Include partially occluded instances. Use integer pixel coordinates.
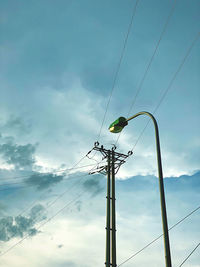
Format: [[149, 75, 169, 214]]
[[109, 111, 172, 267]]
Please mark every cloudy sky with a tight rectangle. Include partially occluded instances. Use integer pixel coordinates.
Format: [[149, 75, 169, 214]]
[[0, 0, 199, 266]]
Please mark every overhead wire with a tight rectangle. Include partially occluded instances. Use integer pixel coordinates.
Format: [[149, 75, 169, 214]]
[[0, 150, 103, 223], [0, 189, 87, 257], [118, 205, 200, 266], [0, 149, 90, 197], [0, 167, 107, 257], [152, 31, 200, 115], [0, 158, 94, 182], [0, 172, 92, 222], [96, 0, 140, 143], [0, 166, 103, 257], [0, 163, 99, 187], [115, 0, 178, 146], [127, 0, 177, 117], [178, 242, 200, 267], [0, 144, 107, 226], [0, 152, 107, 191], [1, 1, 198, 262], [129, 30, 200, 153], [0, 161, 102, 220]]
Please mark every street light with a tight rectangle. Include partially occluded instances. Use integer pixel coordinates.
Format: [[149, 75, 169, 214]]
[[108, 111, 172, 267]]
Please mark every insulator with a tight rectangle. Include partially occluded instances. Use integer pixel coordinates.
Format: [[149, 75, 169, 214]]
[[94, 141, 99, 147], [112, 144, 117, 150], [87, 150, 92, 155]]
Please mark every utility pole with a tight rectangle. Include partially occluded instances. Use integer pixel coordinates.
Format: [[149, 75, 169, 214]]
[[106, 150, 111, 267], [89, 142, 132, 267], [111, 148, 116, 267]]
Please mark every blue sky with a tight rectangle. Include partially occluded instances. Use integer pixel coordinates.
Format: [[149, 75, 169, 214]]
[[0, 0, 199, 266]]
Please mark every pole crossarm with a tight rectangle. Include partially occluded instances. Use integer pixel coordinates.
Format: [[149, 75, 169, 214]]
[[88, 142, 132, 175]]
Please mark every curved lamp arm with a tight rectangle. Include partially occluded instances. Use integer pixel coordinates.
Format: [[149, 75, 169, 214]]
[[127, 111, 162, 184]]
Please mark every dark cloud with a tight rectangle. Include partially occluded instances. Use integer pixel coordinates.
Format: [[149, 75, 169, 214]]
[[83, 175, 104, 197], [0, 140, 36, 169], [0, 115, 32, 135], [25, 172, 64, 190], [0, 204, 46, 242]]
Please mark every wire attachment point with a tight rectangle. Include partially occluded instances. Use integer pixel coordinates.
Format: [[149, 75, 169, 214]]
[[112, 144, 117, 151], [94, 141, 99, 147]]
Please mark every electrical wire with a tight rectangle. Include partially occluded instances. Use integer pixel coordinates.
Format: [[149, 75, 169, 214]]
[[0, 148, 106, 225], [12, 172, 91, 215], [115, 0, 177, 146], [178, 242, 200, 267], [0, 172, 92, 224], [0, 152, 101, 223], [0, 158, 93, 183], [0, 167, 106, 257], [0, 159, 105, 256], [0, 163, 98, 187], [127, 0, 177, 117], [0, 162, 102, 223], [129, 30, 200, 153], [0, 155, 106, 191], [0, 189, 87, 257], [118, 205, 200, 266], [0, 151, 89, 202], [96, 0, 140, 143]]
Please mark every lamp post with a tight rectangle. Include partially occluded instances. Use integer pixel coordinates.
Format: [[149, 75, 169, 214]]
[[108, 111, 172, 267]]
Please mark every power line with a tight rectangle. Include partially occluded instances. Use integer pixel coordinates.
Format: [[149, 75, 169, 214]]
[[127, 0, 177, 117], [0, 170, 106, 257], [0, 171, 92, 223], [178, 242, 200, 267], [39, 173, 93, 215], [167, 206, 200, 232], [0, 159, 104, 256], [0, 157, 106, 192], [118, 205, 200, 266], [0, 155, 105, 256], [129, 30, 200, 153], [0, 163, 98, 187], [0, 151, 91, 196], [0, 164, 101, 222], [153, 31, 200, 115], [115, 0, 177, 146], [0, 159, 94, 183], [0, 154, 101, 222], [0, 147, 105, 231], [96, 0, 140, 142], [0, 189, 87, 257]]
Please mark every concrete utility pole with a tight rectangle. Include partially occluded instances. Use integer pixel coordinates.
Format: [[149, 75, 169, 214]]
[[105, 149, 116, 267], [89, 142, 131, 267]]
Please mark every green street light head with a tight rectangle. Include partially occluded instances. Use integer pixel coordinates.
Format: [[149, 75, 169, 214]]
[[108, 117, 128, 133]]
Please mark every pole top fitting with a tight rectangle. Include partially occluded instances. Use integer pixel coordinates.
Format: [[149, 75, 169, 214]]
[[94, 141, 99, 147], [112, 144, 117, 151]]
